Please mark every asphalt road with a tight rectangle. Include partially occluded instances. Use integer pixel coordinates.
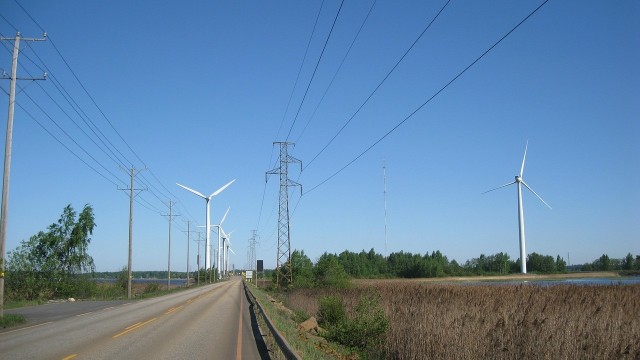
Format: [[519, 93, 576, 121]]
[[1, 278, 268, 359]]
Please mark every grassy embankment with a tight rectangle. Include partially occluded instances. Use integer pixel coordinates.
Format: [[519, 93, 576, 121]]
[[0, 314, 26, 328], [282, 275, 639, 359], [248, 283, 355, 360]]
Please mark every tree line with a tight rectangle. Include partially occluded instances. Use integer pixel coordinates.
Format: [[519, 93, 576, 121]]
[[280, 248, 640, 288]]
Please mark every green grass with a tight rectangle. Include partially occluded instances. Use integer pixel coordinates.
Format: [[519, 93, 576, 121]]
[[248, 284, 355, 360], [0, 314, 26, 328], [3, 299, 44, 309]]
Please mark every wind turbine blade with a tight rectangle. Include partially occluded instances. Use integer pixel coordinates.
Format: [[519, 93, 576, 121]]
[[176, 183, 206, 199], [482, 181, 516, 194], [220, 207, 230, 225], [520, 140, 528, 177], [226, 230, 235, 244], [521, 181, 552, 209], [209, 179, 236, 198], [229, 248, 236, 255]]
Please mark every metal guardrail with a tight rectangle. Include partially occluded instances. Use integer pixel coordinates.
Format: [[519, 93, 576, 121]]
[[243, 282, 301, 360]]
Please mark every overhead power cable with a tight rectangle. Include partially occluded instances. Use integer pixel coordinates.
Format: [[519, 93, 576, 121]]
[[256, 0, 326, 231], [5, 96, 121, 187], [304, 0, 550, 195], [21, 43, 133, 168], [13, 0, 143, 168], [304, 0, 452, 170], [285, 0, 345, 141], [17, 85, 128, 186], [295, 0, 378, 144], [13, 0, 197, 223], [271, 0, 326, 147], [0, 13, 19, 32]]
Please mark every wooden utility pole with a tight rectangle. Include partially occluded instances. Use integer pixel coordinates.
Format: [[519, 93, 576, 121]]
[[193, 232, 204, 285], [162, 201, 179, 290], [0, 32, 46, 317], [119, 167, 144, 299], [182, 221, 197, 286]]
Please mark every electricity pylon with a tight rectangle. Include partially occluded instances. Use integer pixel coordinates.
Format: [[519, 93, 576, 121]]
[[266, 142, 301, 287]]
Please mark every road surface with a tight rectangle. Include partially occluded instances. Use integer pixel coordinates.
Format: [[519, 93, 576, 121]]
[[1, 277, 268, 359]]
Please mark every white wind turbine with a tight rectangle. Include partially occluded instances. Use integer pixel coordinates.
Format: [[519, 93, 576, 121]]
[[224, 230, 236, 277], [176, 179, 235, 271], [217, 228, 235, 278], [211, 207, 230, 279], [483, 142, 551, 274]]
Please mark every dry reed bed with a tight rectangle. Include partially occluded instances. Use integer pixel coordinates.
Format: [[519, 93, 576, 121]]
[[285, 283, 640, 359]]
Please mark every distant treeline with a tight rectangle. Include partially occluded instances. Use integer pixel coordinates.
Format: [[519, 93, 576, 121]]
[[293, 249, 640, 280]]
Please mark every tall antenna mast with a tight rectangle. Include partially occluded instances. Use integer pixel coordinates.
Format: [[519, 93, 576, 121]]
[[383, 160, 388, 257]]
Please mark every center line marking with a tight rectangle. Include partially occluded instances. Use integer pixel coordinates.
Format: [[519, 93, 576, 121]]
[[113, 318, 156, 339]]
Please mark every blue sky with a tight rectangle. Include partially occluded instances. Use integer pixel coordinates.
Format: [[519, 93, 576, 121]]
[[1, 1, 638, 272]]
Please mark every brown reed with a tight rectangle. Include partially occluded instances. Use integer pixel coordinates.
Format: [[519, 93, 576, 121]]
[[285, 282, 640, 359]]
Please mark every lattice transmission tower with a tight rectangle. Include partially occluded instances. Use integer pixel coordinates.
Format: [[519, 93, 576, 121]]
[[266, 142, 301, 286]]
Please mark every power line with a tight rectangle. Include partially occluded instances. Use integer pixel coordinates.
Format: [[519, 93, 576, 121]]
[[271, 0, 326, 146], [304, 0, 550, 195], [0, 14, 19, 32], [285, 0, 345, 141], [10, 98, 120, 187], [19, 42, 134, 168], [295, 0, 378, 144], [11, 2, 198, 226], [14, 0, 145, 168], [18, 85, 127, 186], [304, 0, 452, 170], [255, 0, 327, 232]]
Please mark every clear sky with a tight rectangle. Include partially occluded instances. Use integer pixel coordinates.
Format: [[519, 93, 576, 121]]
[[0, 1, 638, 272]]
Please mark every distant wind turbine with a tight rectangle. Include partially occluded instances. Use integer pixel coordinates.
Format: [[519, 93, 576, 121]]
[[483, 141, 551, 274], [222, 230, 235, 277], [212, 207, 230, 278], [176, 179, 235, 271]]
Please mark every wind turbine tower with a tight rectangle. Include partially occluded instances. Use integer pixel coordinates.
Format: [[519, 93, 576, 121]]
[[483, 142, 551, 274], [177, 180, 235, 271]]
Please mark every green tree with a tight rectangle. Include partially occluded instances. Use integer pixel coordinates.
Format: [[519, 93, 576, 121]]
[[291, 250, 314, 288], [622, 253, 634, 270], [6, 204, 96, 300], [555, 255, 567, 272], [527, 252, 555, 273], [314, 253, 350, 288], [593, 254, 611, 271]]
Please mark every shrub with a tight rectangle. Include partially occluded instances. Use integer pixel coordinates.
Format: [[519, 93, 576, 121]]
[[317, 292, 389, 355], [314, 253, 350, 288], [318, 295, 346, 327], [144, 283, 161, 294]]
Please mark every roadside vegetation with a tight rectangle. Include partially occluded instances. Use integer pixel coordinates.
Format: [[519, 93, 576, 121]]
[[248, 283, 354, 359], [0, 313, 26, 328], [284, 282, 640, 359], [2, 204, 212, 310], [261, 249, 640, 359]]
